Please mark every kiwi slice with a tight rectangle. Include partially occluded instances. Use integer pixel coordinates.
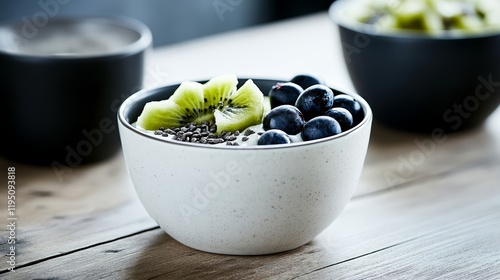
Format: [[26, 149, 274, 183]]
[[136, 74, 264, 134], [136, 81, 207, 130], [213, 78, 264, 134]]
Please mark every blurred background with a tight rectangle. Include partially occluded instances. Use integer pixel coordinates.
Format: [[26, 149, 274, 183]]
[[0, 0, 335, 47]]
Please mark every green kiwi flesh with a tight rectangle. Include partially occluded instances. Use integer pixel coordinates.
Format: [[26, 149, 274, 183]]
[[136, 74, 265, 134], [213, 78, 264, 134]]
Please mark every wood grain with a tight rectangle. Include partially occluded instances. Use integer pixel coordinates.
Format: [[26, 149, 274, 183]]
[[8, 161, 500, 279], [357, 109, 500, 196], [300, 211, 500, 280], [0, 154, 157, 271], [1, 112, 498, 273]]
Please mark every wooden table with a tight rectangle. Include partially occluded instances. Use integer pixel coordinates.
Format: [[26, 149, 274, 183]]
[[1, 12, 500, 279]]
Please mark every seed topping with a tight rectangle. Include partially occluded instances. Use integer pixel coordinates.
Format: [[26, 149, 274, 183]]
[[154, 122, 246, 145]]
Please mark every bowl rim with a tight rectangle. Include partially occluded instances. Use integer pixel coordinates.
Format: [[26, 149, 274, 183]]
[[329, 0, 500, 40], [0, 14, 152, 59], [118, 78, 373, 150]]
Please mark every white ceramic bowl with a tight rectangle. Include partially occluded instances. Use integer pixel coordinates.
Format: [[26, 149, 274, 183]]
[[118, 78, 373, 255]]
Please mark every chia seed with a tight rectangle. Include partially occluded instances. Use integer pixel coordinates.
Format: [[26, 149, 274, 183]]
[[153, 121, 258, 146], [244, 129, 255, 136], [207, 138, 223, 144]]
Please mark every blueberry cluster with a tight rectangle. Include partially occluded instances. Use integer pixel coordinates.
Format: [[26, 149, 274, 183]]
[[258, 74, 364, 145]]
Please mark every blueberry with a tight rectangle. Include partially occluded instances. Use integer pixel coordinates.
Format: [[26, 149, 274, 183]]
[[263, 105, 305, 135], [333, 94, 364, 124], [290, 74, 323, 90], [294, 85, 334, 120], [301, 116, 341, 141], [258, 129, 292, 145], [324, 107, 353, 132], [269, 82, 304, 109]]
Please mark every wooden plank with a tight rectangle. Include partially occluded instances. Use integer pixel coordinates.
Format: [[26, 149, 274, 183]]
[[0, 154, 157, 271], [299, 211, 500, 280], [1, 114, 498, 272], [356, 107, 500, 196], [7, 161, 500, 279], [147, 13, 355, 94], [1, 84, 499, 275]]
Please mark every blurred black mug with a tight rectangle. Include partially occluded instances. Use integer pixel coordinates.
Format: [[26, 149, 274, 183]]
[[0, 15, 152, 166]]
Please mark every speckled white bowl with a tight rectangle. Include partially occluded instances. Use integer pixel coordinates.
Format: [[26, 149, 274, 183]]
[[118, 78, 372, 255]]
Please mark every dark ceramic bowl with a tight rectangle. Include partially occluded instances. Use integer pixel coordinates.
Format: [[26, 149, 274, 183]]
[[0, 16, 152, 165], [329, 0, 500, 133]]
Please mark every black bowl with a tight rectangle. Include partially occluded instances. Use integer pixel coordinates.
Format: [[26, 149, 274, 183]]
[[0, 16, 152, 165], [329, 0, 500, 133]]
